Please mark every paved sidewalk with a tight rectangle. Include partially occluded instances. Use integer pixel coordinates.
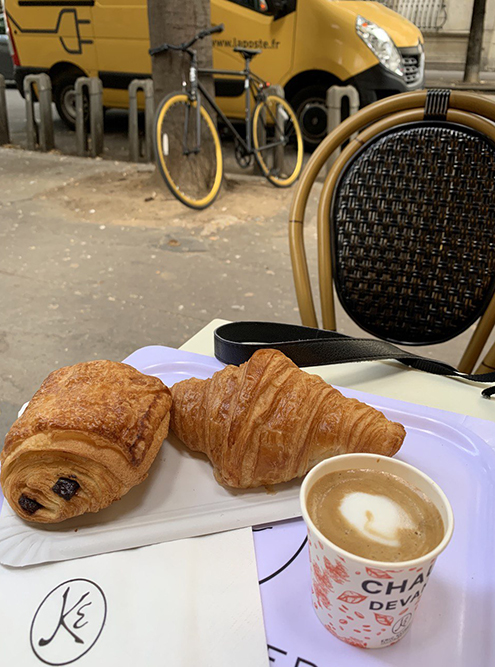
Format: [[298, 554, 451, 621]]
[[0, 147, 310, 438], [1, 147, 493, 440]]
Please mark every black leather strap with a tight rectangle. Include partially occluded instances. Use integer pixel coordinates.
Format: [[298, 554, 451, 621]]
[[214, 321, 495, 399]]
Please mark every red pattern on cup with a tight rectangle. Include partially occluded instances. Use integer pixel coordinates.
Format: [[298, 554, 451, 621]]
[[374, 612, 394, 626], [324, 556, 350, 584], [337, 591, 368, 604], [365, 567, 393, 579], [325, 623, 338, 636], [312, 562, 333, 609], [340, 635, 368, 648]]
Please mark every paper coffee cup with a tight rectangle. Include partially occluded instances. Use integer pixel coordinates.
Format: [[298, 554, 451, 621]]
[[300, 454, 454, 649]]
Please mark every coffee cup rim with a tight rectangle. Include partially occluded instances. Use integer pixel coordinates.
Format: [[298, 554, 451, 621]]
[[300, 453, 454, 568]]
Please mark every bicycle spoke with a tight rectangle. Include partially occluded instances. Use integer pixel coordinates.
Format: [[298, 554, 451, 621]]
[[253, 94, 303, 187], [155, 94, 223, 208], [160, 102, 217, 199]]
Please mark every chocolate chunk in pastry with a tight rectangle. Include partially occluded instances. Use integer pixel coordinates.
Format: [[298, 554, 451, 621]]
[[18, 495, 44, 515], [1, 360, 172, 523], [52, 477, 80, 501]]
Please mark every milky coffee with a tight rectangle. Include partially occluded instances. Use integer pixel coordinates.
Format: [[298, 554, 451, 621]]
[[307, 468, 444, 562]]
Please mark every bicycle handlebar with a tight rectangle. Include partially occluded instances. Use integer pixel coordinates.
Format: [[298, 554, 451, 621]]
[[149, 24, 224, 56], [197, 23, 224, 40]]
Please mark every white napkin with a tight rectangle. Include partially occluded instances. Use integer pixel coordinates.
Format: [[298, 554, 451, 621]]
[[0, 528, 269, 667]]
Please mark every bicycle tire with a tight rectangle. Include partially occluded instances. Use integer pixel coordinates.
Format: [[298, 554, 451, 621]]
[[252, 94, 303, 188], [154, 92, 223, 209]]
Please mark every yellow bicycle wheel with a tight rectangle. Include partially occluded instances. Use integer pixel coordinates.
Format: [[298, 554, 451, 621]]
[[154, 93, 223, 209], [252, 94, 304, 188]]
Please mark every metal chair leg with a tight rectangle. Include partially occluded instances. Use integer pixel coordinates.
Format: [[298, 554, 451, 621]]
[[476, 340, 495, 374], [459, 293, 495, 373]]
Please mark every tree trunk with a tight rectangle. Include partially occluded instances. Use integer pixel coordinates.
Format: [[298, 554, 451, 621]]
[[147, 0, 217, 198], [147, 0, 215, 109], [463, 0, 487, 83]]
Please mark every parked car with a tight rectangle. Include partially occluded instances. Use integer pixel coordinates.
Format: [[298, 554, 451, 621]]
[[4, 0, 424, 148], [0, 12, 14, 82]]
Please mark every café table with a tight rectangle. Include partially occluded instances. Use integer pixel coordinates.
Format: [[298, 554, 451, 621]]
[[1, 319, 493, 667], [181, 319, 495, 666]]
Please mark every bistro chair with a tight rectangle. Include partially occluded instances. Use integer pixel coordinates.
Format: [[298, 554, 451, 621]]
[[289, 89, 495, 374]]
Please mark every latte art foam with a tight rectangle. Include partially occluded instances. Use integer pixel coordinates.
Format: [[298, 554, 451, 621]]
[[307, 469, 445, 562], [339, 492, 415, 547]]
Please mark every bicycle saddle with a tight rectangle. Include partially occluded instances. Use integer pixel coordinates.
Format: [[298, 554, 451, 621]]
[[233, 46, 262, 59]]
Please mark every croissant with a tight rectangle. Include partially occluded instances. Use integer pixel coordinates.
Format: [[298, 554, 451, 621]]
[[1, 360, 172, 523], [171, 349, 405, 488]]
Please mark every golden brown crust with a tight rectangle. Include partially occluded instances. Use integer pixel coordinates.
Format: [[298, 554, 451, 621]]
[[4, 361, 168, 466], [1, 360, 172, 523], [171, 349, 406, 488]]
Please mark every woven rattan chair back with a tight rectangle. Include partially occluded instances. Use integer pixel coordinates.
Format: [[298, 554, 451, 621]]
[[331, 121, 495, 345], [289, 90, 495, 373]]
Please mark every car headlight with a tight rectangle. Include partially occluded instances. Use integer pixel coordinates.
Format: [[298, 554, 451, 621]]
[[356, 15, 404, 77]]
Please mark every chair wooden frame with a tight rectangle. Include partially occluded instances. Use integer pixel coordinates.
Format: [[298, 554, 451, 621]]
[[289, 90, 495, 374]]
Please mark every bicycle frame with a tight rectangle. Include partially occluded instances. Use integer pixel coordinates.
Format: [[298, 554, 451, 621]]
[[197, 65, 265, 154], [180, 46, 269, 156], [177, 45, 286, 158]]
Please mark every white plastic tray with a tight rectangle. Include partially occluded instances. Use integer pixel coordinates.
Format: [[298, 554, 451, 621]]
[[0, 346, 299, 566], [1, 346, 494, 575]]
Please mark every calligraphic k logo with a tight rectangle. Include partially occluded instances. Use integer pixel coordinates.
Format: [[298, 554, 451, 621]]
[[30, 579, 107, 665]]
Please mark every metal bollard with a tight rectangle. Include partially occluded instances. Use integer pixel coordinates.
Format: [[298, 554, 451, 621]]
[[128, 78, 154, 162], [23, 73, 54, 151], [0, 74, 9, 145], [326, 85, 360, 172], [75, 77, 104, 158]]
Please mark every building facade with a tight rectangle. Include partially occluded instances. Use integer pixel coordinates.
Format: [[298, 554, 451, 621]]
[[381, 0, 495, 71]]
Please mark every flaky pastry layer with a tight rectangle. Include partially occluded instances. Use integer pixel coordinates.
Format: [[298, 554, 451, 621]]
[[171, 349, 406, 488], [1, 360, 172, 523]]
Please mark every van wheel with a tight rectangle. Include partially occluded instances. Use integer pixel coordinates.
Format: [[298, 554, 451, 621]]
[[52, 70, 87, 130], [291, 85, 329, 151]]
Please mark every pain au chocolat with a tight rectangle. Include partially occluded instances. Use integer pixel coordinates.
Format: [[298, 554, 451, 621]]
[[1, 360, 172, 523], [171, 349, 406, 488]]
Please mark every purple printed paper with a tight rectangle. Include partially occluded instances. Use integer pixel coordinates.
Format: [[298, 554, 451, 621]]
[[253, 410, 495, 667]]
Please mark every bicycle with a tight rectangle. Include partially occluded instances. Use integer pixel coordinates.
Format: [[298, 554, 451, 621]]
[[150, 24, 304, 209]]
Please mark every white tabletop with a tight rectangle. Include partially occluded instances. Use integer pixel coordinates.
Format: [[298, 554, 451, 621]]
[[181, 319, 495, 423]]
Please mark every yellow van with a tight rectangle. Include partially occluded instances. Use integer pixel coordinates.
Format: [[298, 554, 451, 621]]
[[5, 0, 424, 148]]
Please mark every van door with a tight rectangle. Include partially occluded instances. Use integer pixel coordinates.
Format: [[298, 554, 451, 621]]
[[91, 0, 151, 110], [5, 1, 97, 126], [211, 0, 296, 119]]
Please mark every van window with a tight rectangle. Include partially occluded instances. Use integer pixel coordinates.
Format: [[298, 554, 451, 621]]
[[227, 0, 269, 13], [0, 14, 6, 35]]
